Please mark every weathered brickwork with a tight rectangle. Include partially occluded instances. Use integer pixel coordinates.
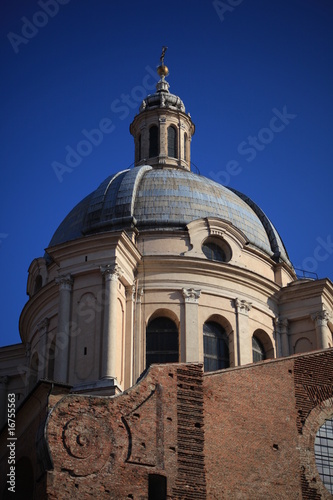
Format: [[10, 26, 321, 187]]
[[294, 350, 333, 499], [173, 365, 206, 499], [203, 350, 333, 499], [203, 358, 302, 499], [46, 363, 205, 499], [2, 351, 333, 498]]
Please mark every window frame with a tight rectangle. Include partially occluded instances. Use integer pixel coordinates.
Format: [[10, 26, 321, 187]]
[[203, 321, 229, 372]]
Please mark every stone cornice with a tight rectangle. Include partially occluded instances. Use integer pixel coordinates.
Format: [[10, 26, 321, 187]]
[[45, 230, 142, 267], [278, 278, 333, 304], [138, 255, 281, 298]]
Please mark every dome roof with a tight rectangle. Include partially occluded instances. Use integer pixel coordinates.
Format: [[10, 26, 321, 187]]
[[48, 165, 290, 263]]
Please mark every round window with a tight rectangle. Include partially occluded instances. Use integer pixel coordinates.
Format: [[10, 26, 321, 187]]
[[202, 238, 231, 263]]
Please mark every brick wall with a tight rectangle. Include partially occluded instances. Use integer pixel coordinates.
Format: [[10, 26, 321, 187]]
[[204, 349, 333, 499], [46, 363, 206, 499]]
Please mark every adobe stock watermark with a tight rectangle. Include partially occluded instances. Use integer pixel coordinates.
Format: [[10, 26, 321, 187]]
[[213, 0, 244, 23], [295, 235, 333, 275], [209, 106, 297, 186], [52, 65, 159, 183], [7, 0, 71, 55]]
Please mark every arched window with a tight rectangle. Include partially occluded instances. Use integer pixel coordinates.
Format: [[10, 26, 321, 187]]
[[203, 321, 229, 372], [146, 317, 179, 368], [34, 274, 42, 294], [315, 417, 333, 494], [183, 132, 187, 160], [138, 134, 142, 161], [168, 126, 177, 158], [149, 125, 159, 158], [252, 336, 266, 362]]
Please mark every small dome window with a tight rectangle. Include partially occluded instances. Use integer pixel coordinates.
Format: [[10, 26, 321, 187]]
[[167, 126, 177, 158], [149, 125, 159, 158], [34, 274, 43, 294], [202, 238, 231, 263]]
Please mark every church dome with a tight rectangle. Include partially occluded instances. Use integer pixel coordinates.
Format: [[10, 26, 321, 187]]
[[48, 165, 290, 264]]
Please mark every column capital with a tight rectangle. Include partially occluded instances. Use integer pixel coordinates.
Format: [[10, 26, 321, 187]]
[[311, 310, 331, 326], [136, 287, 144, 303], [234, 298, 252, 314], [274, 316, 289, 332], [182, 288, 201, 303], [55, 274, 73, 291], [100, 264, 123, 282], [126, 284, 136, 301]]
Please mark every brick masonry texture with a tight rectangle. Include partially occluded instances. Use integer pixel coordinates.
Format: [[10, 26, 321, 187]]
[[46, 363, 206, 499], [2, 350, 333, 498], [203, 349, 333, 499]]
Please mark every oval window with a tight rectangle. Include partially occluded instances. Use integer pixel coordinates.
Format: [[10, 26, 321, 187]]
[[202, 238, 231, 263]]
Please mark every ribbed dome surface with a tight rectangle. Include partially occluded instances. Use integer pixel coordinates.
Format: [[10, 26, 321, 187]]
[[49, 165, 289, 263]]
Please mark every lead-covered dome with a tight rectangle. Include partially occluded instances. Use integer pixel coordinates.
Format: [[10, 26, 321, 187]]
[[48, 165, 290, 264]]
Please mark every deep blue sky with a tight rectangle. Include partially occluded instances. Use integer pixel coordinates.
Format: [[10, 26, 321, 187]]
[[0, 0, 332, 347]]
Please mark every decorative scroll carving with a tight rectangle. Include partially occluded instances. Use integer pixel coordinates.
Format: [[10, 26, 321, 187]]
[[100, 263, 123, 282], [61, 414, 112, 476], [234, 298, 252, 314], [311, 310, 331, 326]]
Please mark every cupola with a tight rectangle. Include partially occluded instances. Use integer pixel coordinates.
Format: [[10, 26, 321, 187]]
[[130, 47, 195, 170]]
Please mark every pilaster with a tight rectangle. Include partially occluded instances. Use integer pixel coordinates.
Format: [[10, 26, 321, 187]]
[[274, 317, 289, 357], [234, 298, 252, 366], [311, 310, 332, 349], [54, 274, 73, 383], [133, 287, 144, 381], [182, 288, 201, 363], [100, 264, 123, 381], [37, 317, 50, 380]]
